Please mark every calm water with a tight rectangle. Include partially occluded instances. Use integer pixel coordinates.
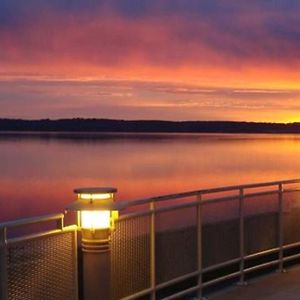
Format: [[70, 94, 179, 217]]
[[1, 132, 300, 222]]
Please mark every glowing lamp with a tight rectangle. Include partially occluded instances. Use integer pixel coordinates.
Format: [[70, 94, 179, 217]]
[[67, 187, 122, 232], [66, 187, 125, 299]]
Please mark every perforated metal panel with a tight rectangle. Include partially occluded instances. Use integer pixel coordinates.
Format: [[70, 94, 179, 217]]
[[111, 215, 151, 300], [202, 199, 240, 268], [155, 206, 198, 284], [0, 244, 7, 300], [244, 194, 279, 255], [5, 230, 77, 300], [283, 191, 300, 245]]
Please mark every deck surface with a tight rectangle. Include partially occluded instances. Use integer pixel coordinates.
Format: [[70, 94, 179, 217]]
[[211, 267, 300, 300]]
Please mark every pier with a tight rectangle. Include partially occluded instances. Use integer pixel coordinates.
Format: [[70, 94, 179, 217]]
[[212, 266, 300, 300], [1, 179, 300, 299]]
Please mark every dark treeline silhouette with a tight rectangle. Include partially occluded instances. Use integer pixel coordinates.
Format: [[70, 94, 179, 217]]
[[1, 118, 300, 133]]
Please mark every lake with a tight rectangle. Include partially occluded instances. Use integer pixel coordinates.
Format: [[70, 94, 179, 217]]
[[1, 132, 300, 222]]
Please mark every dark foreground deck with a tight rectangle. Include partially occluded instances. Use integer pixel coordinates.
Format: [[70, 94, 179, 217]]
[[211, 266, 300, 300]]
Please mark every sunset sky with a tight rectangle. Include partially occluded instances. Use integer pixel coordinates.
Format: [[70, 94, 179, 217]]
[[1, 0, 300, 122]]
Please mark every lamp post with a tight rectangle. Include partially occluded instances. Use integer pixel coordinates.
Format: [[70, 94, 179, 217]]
[[66, 187, 124, 300]]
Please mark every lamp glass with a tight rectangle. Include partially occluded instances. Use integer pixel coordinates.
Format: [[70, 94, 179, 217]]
[[81, 210, 110, 229], [79, 193, 112, 200]]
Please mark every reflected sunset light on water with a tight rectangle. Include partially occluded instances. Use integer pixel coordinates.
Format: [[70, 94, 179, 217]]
[[1, 133, 300, 222]]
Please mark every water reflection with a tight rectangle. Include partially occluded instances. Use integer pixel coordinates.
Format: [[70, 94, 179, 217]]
[[1, 132, 300, 222]]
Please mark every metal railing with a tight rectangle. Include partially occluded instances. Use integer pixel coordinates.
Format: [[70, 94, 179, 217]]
[[1, 179, 300, 300], [0, 214, 78, 300], [111, 179, 300, 300]]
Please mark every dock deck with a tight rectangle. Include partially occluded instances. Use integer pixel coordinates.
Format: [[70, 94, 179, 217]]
[[211, 266, 300, 300]]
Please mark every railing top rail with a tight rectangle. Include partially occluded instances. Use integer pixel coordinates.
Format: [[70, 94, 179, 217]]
[[118, 188, 283, 221], [1, 179, 299, 229], [123, 178, 300, 208], [7, 225, 77, 244], [0, 213, 64, 229]]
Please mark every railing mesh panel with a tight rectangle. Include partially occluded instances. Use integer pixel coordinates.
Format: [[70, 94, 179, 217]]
[[202, 199, 239, 268], [283, 191, 300, 245], [6, 231, 77, 300], [0, 245, 5, 299], [156, 206, 197, 284], [244, 194, 279, 255], [111, 215, 151, 300]]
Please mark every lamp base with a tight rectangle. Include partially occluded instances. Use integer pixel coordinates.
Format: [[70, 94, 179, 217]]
[[82, 238, 109, 253], [81, 228, 110, 253], [82, 243, 111, 300]]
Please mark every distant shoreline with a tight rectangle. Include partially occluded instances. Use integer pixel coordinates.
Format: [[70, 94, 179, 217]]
[[1, 118, 300, 134]]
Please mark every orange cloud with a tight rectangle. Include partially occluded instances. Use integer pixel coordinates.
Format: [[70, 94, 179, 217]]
[[1, 10, 300, 88], [1, 2, 300, 121]]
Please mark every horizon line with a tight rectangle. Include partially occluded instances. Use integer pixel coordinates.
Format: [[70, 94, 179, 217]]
[[1, 118, 300, 125]]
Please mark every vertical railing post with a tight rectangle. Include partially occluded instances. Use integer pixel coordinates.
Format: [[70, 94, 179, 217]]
[[196, 194, 203, 300], [238, 188, 246, 286], [278, 183, 284, 273], [150, 201, 156, 300], [56, 215, 64, 230], [0, 227, 8, 300]]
